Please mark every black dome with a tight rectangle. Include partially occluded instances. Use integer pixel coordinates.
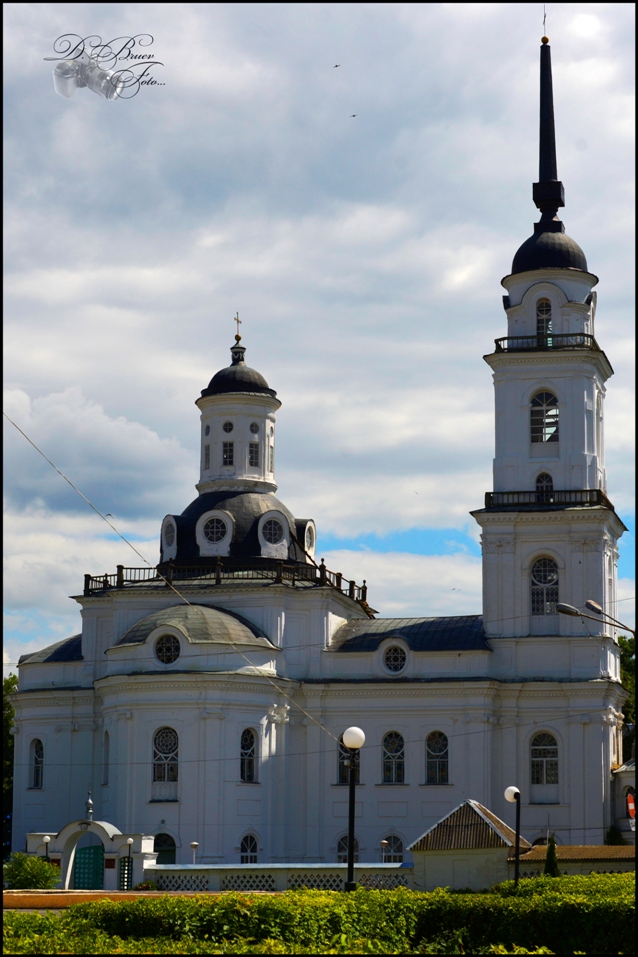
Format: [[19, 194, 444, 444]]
[[511, 229, 588, 275], [202, 364, 276, 397]]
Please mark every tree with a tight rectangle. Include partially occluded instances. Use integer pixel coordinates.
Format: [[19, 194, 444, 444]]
[[543, 833, 560, 877], [604, 825, 629, 846], [3, 852, 60, 889], [618, 635, 635, 762], [3, 673, 18, 860]]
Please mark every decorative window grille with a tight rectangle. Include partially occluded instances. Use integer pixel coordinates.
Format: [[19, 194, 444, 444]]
[[154, 833, 176, 864], [204, 444, 210, 470], [153, 727, 178, 782], [535, 472, 554, 503], [531, 392, 559, 443], [164, 522, 175, 547], [223, 421, 234, 433], [426, 731, 449, 784], [263, 519, 284, 544], [222, 442, 234, 466], [157, 874, 208, 891], [338, 734, 360, 785], [384, 646, 406, 672], [531, 732, 559, 784], [118, 856, 133, 890], [102, 731, 110, 786], [381, 835, 404, 862], [30, 738, 44, 789], [155, 634, 181, 664], [250, 422, 260, 434], [203, 517, 227, 543], [223, 873, 274, 891], [536, 299, 552, 337], [240, 729, 257, 783], [382, 732, 405, 784], [240, 834, 258, 864], [249, 443, 260, 467], [531, 558, 559, 616], [337, 835, 359, 864]]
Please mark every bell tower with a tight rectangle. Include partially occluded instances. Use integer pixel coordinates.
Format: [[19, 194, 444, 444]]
[[472, 38, 626, 647]]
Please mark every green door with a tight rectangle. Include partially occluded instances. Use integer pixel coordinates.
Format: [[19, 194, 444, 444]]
[[74, 845, 104, 889]]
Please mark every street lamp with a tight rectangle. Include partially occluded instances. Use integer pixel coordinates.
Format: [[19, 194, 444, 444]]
[[126, 837, 134, 890], [342, 726, 365, 892], [190, 841, 199, 865], [43, 835, 50, 861], [380, 839, 389, 863], [557, 600, 635, 637], [504, 786, 521, 889]]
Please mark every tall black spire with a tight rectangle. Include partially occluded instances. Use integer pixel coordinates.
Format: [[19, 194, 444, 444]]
[[532, 38, 565, 232]]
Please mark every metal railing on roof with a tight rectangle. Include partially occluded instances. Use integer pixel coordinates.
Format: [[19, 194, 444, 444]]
[[485, 489, 612, 508], [493, 333, 599, 353], [83, 559, 368, 606]]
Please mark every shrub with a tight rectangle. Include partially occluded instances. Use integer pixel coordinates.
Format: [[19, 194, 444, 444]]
[[604, 825, 629, 845], [3, 852, 60, 889], [134, 881, 158, 890], [543, 834, 560, 877]]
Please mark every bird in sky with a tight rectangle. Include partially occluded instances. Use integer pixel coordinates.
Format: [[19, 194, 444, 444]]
[[350, 114, 357, 117], [334, 64, 340, 67]]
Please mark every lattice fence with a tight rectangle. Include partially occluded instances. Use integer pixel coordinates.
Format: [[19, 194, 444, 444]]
[[221, 873, 276, 892], [156, 873, 209, 891], [287, 873, 344, 890], [358, 872, 408, 890]]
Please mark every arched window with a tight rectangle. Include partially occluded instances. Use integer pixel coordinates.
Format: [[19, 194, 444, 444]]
[[426, 731, 449, 784], [381, 835, 403, 863], [536, 299, 552, 338], [531, 558, 559, 616], [154, 833, 176, 865], [240, 729, 257, 783], [531, 391, 559, 444], [535, 472, 554, 504], [338, 734, 360, 785], [240, 834, 258, 864], [30, 738, 43, 789], [102, 731, 110, 786], [382, 732, 405, 784], [531, 733, 559, 785], [337, 834, 359, 864], [153, 727, 178, 782]]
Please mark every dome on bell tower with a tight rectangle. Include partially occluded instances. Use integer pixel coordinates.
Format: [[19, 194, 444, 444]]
[[201, 336, 276, 398]]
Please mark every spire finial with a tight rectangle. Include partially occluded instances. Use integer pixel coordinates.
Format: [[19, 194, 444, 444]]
[[234, 312, 242, 342], [532, 33, 565, 232]]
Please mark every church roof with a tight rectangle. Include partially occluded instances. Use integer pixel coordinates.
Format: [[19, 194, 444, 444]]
[[19, 634, 83, 664], [115, 603, 274, 648], [201, 338, 276, 398], [408, 799, 531, 852], [511, 229, 588, 275], [331, 615, 488, 652]]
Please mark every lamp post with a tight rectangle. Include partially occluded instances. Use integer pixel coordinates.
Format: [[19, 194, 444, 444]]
[[557, 600, 635, 637], [126, 838, 134, 890], [380, 839, 389, 863], [342, 726, 365, 892], [190, 841, 199, 865], [43, 835, 50, 861], [504, 786, 521, 888]]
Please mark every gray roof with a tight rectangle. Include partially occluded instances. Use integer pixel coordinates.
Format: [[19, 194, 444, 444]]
[[332, 616, 489, 652], [19, 634, 83, 665], [408, 800, 531, 852], [115, 603, 274, 648]]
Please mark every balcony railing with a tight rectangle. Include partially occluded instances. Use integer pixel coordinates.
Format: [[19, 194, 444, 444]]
[[485, 489, 613, 508], [494, 333, 599, 353], [83, 559, 369, 606]]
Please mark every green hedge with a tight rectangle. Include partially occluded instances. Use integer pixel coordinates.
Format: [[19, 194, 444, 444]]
[[3, 875, 634, 955]]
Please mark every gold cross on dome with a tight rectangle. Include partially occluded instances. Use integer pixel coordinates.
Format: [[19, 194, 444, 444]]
[[234, 312, 242, 338]]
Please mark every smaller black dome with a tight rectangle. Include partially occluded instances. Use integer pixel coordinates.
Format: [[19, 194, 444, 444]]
[[512, 229, 588, 275], [201, 340, 276, 398]]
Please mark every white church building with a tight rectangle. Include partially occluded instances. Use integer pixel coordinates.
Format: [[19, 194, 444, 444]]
[[11, 40, 630, 873]]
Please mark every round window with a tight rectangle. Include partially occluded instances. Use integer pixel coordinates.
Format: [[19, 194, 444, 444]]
[[155, 634, 181, 664], [305, 525, 315, 551], [204, 425, 210, 436], [164, 522, 175, 547], [384, 646, 407, 673], [250, 422, 260, 434], [204, 517, 227, 543], [223, 421, 234, 433], [263, 519, 284, 544]]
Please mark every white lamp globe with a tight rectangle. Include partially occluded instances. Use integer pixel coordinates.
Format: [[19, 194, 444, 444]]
[[126, 838, 134, 845], [504, 786, 520, 803], [342, 727, 365, 750], [43, 835, 51, 844]]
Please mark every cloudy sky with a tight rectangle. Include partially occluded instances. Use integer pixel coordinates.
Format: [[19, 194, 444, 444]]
[[3, 2, 635, 671]]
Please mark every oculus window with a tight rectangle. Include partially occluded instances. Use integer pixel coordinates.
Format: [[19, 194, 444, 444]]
[[222, 421, 234, 433], [250, 422, 260, 434], [155, 634, 181, 664], [384, 646, 406, 673], [164, 522, 175, 547], [263, 519, 284, 544], [204, 517, 227, 543]]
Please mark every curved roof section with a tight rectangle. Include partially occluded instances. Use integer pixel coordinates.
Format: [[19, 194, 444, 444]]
[[115, 604, 274, 648], [202, 363, 276, 398], [332, 615, 488, 652], [511, 229, 587, 275], [19, 634, 82, 665], [170, 490, 301, 562]]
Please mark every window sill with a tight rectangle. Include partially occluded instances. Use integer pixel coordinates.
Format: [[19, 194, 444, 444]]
[[237, 781, 261, 786], [148, 799, 179, 803], [331, 783, 365, 787], [374, 783, 410, 787], [419, 783, 454, 787], [26, 788, 44, 791]]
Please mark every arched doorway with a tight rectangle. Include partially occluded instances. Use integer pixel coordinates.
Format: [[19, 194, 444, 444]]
[[73, 831, 105, 889], [154, 833, 176, 864]]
